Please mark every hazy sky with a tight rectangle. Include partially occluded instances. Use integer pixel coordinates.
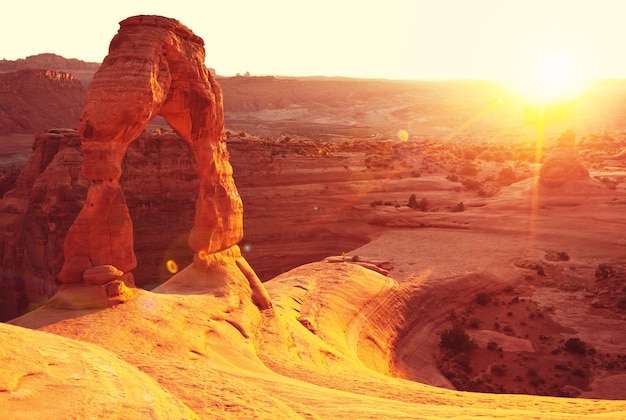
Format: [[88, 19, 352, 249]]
[[4, 0, 626, 81]]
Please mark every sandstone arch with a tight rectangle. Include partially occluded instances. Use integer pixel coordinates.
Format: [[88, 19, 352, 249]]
[[57, 15, 270, 308]]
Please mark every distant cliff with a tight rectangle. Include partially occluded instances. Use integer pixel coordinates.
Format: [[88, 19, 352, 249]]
[[0, 53, 100, 85], [0, 69, 85, 135]]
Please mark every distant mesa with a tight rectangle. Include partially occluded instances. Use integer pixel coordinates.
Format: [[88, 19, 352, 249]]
[[0, 53, 101, 88], [0, 53, 100, 73]]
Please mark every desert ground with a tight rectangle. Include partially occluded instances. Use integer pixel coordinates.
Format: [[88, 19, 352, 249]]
[[1, 59, 626, 417]]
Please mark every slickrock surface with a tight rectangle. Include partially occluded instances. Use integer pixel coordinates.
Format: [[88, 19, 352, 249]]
[[5, 256, 626, 418], [0, 322, 198, 418]]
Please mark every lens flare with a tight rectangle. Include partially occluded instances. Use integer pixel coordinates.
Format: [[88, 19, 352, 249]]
[[166, 259, 179, 274]]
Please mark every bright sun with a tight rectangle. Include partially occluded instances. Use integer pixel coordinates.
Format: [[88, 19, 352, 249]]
[[508, 49, 590, 105]]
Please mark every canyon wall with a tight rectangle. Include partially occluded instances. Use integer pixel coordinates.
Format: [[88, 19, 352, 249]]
[[0, 129, 198, 320]]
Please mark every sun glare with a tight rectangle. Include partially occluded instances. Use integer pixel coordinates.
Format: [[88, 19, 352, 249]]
[[508, 49, 590, 105]]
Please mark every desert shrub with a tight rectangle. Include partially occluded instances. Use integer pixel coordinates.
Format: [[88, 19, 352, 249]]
[[459, 163, 478, 176], [572, 368, 588, 378], [595, 263, 616, 280], [617, 297, 626, 310], [467, 317, 481, 329], [452, 352, 474, 373], [409, 196, 428, 211], [544, 250, 570, 261], [477, 187, 498, 198], [475, 292, 491, 306], [565, 338, 587, 355], [450, 202, 464, 212], [490, 363, 508, 376], [462, 178, 482, 190], [447, 174, 459, 182], [487, 341, 498, 351], [439, 324, 477, 354], [497, 167, 517, 185]]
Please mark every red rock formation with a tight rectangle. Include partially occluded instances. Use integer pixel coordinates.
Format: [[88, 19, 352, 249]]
[[540, 130, 590, 188], [57, 15, 270, 309], [0, 129, 88, 319], [0, 129, 201, 320]]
